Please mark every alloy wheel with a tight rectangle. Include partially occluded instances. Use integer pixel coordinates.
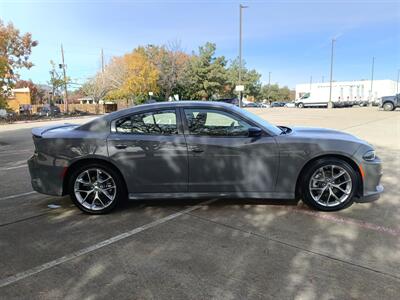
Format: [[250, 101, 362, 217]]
[[74, 168, 117, 211], [309, 164, 352, 207]]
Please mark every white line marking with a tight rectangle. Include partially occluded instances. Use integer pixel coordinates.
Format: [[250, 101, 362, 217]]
[[0, 164, 27, 171], [0, 199, 216, 288], [0, 191, 36, 201]]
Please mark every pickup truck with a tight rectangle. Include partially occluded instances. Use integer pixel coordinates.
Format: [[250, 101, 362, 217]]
[[380, 93, 400, 111]]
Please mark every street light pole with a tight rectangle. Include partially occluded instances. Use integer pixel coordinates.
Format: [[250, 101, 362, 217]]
[[60, 44, 69, 113], [396, 69, 399, 94], [238, 4, 248, 108], [328, 38, 335, 109], [370, 56, 375, 106]]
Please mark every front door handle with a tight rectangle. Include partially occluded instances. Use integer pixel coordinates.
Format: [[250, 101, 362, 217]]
[[190, 146, 204, 153], [115, 144, 128, 149]]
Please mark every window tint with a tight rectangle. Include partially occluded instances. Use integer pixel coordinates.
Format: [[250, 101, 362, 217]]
[[184, 109, 251, 137], [116, 110, 178, 135]]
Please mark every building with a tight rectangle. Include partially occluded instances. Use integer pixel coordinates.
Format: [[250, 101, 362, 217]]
[[7, 87, 31, 113], [295, 79, 398, 104]]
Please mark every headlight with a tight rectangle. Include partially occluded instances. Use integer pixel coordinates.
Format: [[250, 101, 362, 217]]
[[363, 150, 376, 161]]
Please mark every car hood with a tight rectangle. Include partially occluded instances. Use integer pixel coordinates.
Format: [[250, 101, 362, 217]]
[[290, 126, 366, 143]]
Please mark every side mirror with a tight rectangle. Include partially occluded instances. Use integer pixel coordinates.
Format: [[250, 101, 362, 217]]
[[248, 127, 262, 137]]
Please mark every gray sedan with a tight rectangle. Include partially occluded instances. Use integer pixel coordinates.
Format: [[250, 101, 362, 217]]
[[28, 101, 383, 214]]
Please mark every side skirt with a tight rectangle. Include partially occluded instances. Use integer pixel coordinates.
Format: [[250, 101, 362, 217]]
[[128, 192, 294, 200]]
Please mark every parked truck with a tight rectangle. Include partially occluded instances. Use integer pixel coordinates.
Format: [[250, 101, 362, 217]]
[[295, 84, 368, 108], [295, 80, 397, 108], [379, 94, 400, 111]]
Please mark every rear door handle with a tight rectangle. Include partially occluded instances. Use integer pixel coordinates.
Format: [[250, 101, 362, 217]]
[[190, 146, 204, 153], [115, 144, 128, 149]]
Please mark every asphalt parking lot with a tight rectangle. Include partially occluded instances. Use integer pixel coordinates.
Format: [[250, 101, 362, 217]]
[[0, 107, 399, 299]]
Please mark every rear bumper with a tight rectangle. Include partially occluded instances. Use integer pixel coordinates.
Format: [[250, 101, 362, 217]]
[[28, 155, 65, 196]]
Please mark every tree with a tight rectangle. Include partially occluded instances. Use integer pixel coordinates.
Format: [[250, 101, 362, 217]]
[[81, 73, 112, 113], [260, 84, 292, 102], [122, 48, 159, 103], [0, 19, 38, 108], [144, 42, 190, 100], [181, 42, 227, 100], [48, 60, 68, 104], [223, 58, 262, 99]]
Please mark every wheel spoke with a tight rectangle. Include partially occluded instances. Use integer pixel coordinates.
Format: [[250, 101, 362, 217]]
[[333, 170, 346, 179], [81, 190, 94, 204], [100, 189, 114, 201], [101, 186, 116, 191], [332, 184, 349, 194], [316, 186, 328, 201], [330, 189, 341, 202], [99, 177, 112, 184]]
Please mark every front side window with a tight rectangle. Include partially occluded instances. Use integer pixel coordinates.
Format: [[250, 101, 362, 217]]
[[184, 109, 251, 137], [115, 109, 178, 135]]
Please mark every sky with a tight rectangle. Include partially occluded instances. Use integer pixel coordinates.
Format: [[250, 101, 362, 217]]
[[1, 0, 399, 89]]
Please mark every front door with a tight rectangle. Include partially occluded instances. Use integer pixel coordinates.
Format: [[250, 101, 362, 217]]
[[107, 108, 188, 194], [182, 108, 279, 193]]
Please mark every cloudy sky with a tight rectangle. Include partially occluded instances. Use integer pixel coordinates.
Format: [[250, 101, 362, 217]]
[[1, 0, 399, 88]]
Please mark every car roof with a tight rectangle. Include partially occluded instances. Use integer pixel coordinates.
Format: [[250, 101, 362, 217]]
[[78, 101, 238, 131], [104, 101, 236, 120]]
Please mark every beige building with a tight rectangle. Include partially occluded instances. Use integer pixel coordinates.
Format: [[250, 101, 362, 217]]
[[7, 87, 31, 113]]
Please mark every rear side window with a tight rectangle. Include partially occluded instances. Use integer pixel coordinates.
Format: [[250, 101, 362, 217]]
[[184, 109, 251, 137], [116, 110, 178, 135]]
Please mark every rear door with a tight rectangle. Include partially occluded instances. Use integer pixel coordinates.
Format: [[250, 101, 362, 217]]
[[107, 108, 188, 193], [181, 107, 279, 193]]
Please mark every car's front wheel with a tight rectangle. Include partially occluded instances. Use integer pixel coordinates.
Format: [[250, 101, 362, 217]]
[[297, 102, 304, 108], [69, 163, 126, 214], [301, 158, 358, 211]]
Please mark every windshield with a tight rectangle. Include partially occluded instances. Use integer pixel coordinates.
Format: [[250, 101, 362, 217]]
[[234, 106, 282, 136]]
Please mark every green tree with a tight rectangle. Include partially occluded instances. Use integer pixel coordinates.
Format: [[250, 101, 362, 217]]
[[223, 58, 262, 99], [0, 19, 38, 108], [261, 84, 293, 102], [181, 42, 227, 100], [48, 61, 69, 104]]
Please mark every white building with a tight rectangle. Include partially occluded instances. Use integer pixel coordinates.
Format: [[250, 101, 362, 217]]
[[295, 79, 398, 105]]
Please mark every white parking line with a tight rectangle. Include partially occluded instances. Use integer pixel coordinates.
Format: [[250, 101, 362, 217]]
[[0, 191, 36, 201], [0, 164, 27, 171], [0, 199, 216, 288]]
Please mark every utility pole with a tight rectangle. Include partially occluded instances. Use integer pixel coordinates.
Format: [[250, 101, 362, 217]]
[[369, 56, 375, 106], [101, 48, 105, 73], [60, 44, 68, 113], [396, 69, 399, 94], [267, 71, 271, 102], [309, 75, 313, 91], [328, 38, 335, 109], [238, 4, 248, 107], [322, 76, 324, 83]]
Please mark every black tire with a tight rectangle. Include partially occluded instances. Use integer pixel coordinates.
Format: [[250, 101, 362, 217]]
[[301, 158, 358, 211], [383, 102, 394, 111], [68, 162, 126, 214], [297, 102, 304, 108]]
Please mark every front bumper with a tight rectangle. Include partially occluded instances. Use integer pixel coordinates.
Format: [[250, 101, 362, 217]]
[[28, 154, 65, 196], [356, 157, 384, 203]]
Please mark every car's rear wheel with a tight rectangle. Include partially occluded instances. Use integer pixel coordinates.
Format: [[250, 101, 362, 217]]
[[301, 158, 357, 211], [383, 102, 394, 111], [68, 163, 125, 214]]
